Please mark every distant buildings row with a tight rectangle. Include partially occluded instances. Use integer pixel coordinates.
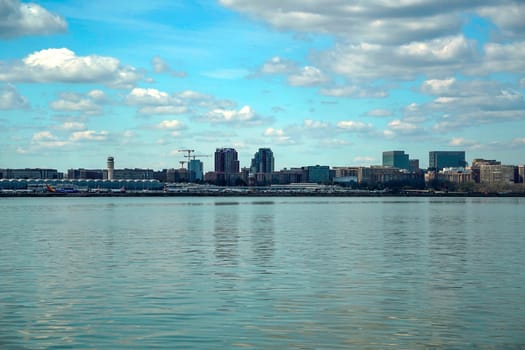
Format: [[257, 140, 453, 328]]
[[1, 149, 524, 187]]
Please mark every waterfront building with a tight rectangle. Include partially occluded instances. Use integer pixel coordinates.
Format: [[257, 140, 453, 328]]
[[438, 167, 473, 184], [0, 168, 60, 179], [470, 159, 501, 183], [519, 165, 525, 184], [251, 148, 274, 174], [188, 159, 204, 182], [271, 168, 306, 185], [382, 151, 410, 170], [479, 164, 517, 184], [0, 178, 163, 191], [429, 151, 466, 170], [109, 168, 155, 180], [409, 159, 420, 173], [167, 168, 188, 183], [306, 165, 331, 184], [214, 148, 240, 174], [68, 169, 104, 180]]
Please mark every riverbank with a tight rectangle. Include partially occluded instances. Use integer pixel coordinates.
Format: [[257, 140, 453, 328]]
[[2, 190, 525, 197]]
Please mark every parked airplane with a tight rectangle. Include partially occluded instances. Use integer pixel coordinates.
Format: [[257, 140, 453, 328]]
[[45, 184, 78, 193]]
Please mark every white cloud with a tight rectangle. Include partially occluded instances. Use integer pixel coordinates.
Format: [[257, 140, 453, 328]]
[[127, 87, 172, 105], [303, 119, 328, 129], [0, 48, 142, 88], [31, 131, 67, 148], [0, 0, 67, 39], [363, 109, 392, 117], [50, 91, 104, 114], [57, 122, 86, 131], [219, 0, 466, 44], [387, 119, 421, 135], [32, 131, 57, 142], [321, 84, 387, 98], [421, 77, 456, 94], [263, 127, 294, 144], [320, 35, 478, 81], [354, 156, 375, 164], [0, 84, 28, 109], [157, 120, 185, 130], [151, 56, 186, 77], [200, 105, 266, 125], [69, 130, 108, 142], [417, 79, 525, 131], [337, 120, 374, 132], [288, 66, 328, 87], [512, 137, 525, 145], [259, 56, 297, 75]]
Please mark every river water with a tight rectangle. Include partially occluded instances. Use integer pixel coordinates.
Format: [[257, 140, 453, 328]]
[[1, 197, 524, 349]]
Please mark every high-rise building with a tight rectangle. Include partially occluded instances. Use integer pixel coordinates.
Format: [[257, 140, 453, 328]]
[[251, 148, 274, 174], [429, 151, 466, 170], [188, 159, 203, 181], [382, 151, 410, 170], [214, 148, 240, 174]]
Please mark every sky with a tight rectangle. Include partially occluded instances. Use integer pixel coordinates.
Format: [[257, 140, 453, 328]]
[[1, 0, 524, 172]]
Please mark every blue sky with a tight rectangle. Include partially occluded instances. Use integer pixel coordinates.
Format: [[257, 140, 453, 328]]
[[1, 0, 524, 172]]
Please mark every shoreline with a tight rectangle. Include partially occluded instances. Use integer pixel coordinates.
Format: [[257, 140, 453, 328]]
[[2, 191, 525, 198]]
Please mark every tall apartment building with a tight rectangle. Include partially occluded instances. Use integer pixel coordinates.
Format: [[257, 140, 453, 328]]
[[383, 151, 410, 170], [214, 148, 240, 174], [250, 148, 274, 174], [429, 151, 466, 170]]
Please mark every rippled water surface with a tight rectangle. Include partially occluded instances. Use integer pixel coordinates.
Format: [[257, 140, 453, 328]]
[[1, 197, 524, 349]]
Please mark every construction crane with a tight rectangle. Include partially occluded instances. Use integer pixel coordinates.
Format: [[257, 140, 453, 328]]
[[178, 149, 195, 161], [179, 161, 187, 169], [185, 154, 211, 161]]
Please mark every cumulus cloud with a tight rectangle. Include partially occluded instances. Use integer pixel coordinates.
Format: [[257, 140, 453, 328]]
[[319, 35, 478, 81], [0, 84, 28, 109], [69, 130, 108, 142], [337, 120, 374, 132], [263, 127, 294, 144], [288, 66, 328, 87], [0, 48, 142, 88], [418, 78, 525, 131], [387, 119, 422, 135], [0, 0, 67, 39], [126, 87, 187, 115], [156, 120, 185, 130], [199, 105, 270, 126], [256, 56, 328, 87], [57, 121, 86, 131], [225, 0, 525, 90], [151, 56, 186, 78], [363, 109, 392, 118], [219, 0, 467, 45], [303, 119, 328, 129], [259, 56, 297, 75], [50, 90, 106, 114], [30, 130, 67, 148], [321, 84, 387, 98], [126, 88, 237, 116]]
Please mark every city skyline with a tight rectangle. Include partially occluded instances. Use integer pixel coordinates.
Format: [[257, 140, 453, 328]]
[[1, 0, 524, 171]]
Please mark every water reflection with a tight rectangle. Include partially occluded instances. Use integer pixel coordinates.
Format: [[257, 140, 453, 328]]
[[250, 203, 275, 269], [213, 204, 239, 267]]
